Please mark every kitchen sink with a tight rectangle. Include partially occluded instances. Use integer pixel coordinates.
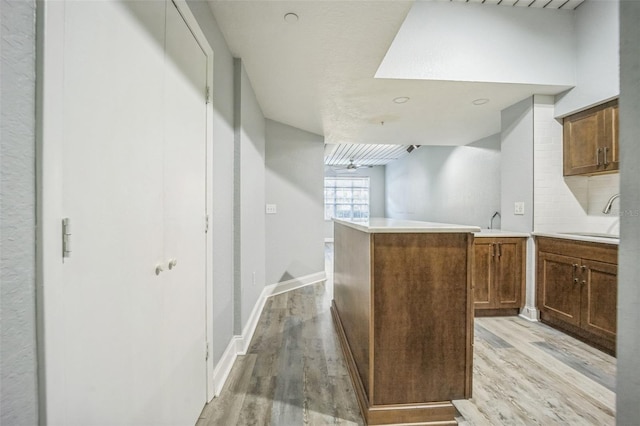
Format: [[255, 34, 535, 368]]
[[560, 232, 620, 239]]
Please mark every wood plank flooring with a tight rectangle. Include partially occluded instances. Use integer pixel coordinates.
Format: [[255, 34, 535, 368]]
[[197, 282, 363, 426], [197, 244, 615, 425], [455, 317, 615, 425]]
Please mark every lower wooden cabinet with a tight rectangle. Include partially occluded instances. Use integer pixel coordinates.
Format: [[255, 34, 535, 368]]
[[332, 222, 474, 424], [536, 237, 617, 355], [473, 237, 526, 316]]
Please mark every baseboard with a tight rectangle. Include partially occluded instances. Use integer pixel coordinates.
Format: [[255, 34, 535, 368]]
[[211, 336, 240, 397], [519, 305, 539, 322], [235, 271, 326, 355], [235, 291, 269, 355], [213, 270, 327, 392], [265, 271, 327, 298]]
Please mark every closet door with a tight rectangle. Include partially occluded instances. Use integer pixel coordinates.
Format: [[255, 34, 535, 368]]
[[49, 1, 207, 424], [58, 1, 167, 424], [160, 2, 208, 423]]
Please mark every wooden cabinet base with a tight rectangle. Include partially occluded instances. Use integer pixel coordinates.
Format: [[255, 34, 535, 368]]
[[472, 237, 526, 315], [540, 312, 615, 356], [331, 303, 460, 425], [536, 237, 617, 357], [475, 308, 520, 317]]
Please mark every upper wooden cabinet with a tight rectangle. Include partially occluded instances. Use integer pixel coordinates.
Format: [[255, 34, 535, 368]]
[[563, 99, 619, 176], [473, 237, 526, 316]]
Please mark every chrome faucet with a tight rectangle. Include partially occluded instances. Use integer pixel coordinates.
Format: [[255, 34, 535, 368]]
[[490, 211, 501, 229], [602, 193, 620, 214]]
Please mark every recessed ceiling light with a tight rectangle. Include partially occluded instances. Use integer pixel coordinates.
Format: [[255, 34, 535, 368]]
[[393, 96, 410, 104], [472, 98, 490, 105], [284, 12, 299, 23]]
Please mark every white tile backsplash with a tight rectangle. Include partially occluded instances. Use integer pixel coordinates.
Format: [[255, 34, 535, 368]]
[[533, 97, 620, 234]]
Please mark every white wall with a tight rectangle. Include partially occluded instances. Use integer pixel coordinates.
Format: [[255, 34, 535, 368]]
[[234, 59, 266, 333], [500, 97, 536, 317], [533, 96, 620, 235], [617, 1, 640, 422], [323, 165, 386, 240], [501, 97, 534, 233], [385, 135, 501, 228], [0, 0, 39, 424], [265, 120, 324, 285], [376, 1, 574, 87], [187, 0, 235, 370], [555, 0, 620, 117]]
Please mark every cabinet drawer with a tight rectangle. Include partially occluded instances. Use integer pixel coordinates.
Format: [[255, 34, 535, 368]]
[[536, 237, 617, 264]]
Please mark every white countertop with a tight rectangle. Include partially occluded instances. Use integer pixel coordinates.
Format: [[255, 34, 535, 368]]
[[474, 229, 530, 238], [533, 231, 619, 245], [333, 218, 481, 234]]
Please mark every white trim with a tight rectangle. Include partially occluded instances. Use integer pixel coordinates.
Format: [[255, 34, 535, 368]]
[[235, 288, 269, 356], [211, 271, 327, 393], [265, 271, 327, 298], [519, 305, 539, 322], [235, 271, 327, 355], [37, 2, 66, 421], [324, 238, 334, 243], [211, 337, 239, 398]]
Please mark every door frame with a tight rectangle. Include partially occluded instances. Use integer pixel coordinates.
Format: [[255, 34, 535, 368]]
[[35, 2, 216, 422]]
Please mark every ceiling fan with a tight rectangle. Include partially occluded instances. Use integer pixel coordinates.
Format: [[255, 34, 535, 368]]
[[332, 159, 372, 172]]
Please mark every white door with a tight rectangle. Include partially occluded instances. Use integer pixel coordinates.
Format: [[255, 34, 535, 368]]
[[160, 2, 208, 422], [50, 0, 207, 423]]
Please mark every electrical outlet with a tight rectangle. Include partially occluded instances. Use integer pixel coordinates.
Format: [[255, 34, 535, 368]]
[[265, 204, 277, 214], [514, 201, 525, 215]]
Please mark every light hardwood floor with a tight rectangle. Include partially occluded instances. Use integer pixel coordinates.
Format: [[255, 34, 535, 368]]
[[198, 244, 615, 425]]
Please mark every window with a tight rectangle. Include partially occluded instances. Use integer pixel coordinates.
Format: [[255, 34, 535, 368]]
[[324, 177, 370, 222]]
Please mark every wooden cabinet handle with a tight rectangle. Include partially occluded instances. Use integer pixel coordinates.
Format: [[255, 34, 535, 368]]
[[603, 146, 609, 166], [596, 147, 602, 166], [497, 243, 502, 258]]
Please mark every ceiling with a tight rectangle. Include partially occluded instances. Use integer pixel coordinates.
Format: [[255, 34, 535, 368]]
[[324, 143, 413, 167], [208, 0, 584, 165]]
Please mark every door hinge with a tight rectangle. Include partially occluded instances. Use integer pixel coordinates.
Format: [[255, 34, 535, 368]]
[[205, 214, 209, 233], [205, 86, 211, 104], [205, 342, 209, 361], [62, 218, 72, 258]]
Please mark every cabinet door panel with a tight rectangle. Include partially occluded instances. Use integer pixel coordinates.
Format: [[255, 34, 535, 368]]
[[473, 241, 494, 308], [563, 109, 604, 175], [603, 104, 619, 171], [495, 240, 524, 308], [581, 260, 617, 341], [537, 252, 582, 326], [563, 100, 619, 176]]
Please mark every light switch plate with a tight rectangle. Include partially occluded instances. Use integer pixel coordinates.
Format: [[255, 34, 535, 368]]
[[514, 201, 525, 215], [266, 204, 277, 214]]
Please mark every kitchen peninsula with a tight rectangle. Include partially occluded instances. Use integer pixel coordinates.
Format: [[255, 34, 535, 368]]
[[331, 218, 480, 425]]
